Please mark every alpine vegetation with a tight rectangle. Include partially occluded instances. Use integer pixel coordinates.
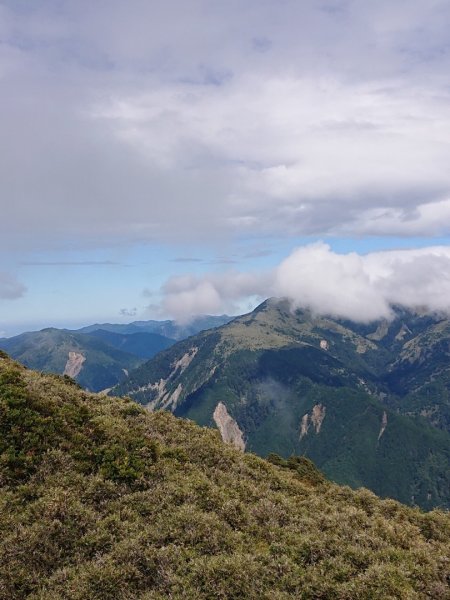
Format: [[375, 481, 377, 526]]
[[1, 352, 449, 599]]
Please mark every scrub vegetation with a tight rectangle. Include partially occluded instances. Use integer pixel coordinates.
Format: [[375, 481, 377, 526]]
[[1, 352, 449, 599]]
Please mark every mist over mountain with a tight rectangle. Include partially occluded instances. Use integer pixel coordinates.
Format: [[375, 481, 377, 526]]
[[158, 244, 450, 323]]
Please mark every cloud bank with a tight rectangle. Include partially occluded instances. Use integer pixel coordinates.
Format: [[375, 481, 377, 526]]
[[1, 1, 450, 252], [158, 244, 450, 322]]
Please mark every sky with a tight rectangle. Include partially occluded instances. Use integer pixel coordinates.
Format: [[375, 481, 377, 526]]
[[2, 0, 450, 336]]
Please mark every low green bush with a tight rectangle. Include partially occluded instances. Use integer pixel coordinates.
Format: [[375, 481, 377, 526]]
[[0, 355, 449, 599]]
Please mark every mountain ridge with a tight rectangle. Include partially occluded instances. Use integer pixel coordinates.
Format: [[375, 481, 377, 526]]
[[75, 314, 235, 340], [113, 298, 450, 509], [0, 315, 235, 393]]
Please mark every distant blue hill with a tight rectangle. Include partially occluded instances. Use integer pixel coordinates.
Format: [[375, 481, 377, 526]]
[[85, 329, 174, 359], [75, 314, 235, 340]]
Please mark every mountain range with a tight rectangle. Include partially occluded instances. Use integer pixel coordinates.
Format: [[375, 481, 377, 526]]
[[2, 301, 450, 509], [113, 298, 450, 510], [0, 328, 145, 392], [0, 315, 233, 392], [76, 314, 234, 339]]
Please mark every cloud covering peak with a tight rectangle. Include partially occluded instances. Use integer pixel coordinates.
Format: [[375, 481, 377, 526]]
[[159, 244, 450, 323]]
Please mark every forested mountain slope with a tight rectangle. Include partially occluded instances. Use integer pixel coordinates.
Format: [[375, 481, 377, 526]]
[[114, 299, 450, 509]]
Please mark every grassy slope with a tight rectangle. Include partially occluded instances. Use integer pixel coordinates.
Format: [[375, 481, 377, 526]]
[[1, 352, 450, 599]]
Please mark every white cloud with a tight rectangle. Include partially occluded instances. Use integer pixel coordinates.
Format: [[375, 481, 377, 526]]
[[95, 76, 450, 239], [1, 1, 450, 252], [0, 272, 27, 300], [274, 243, 391, 321], [157, 243, 450, 323], [160, 270, 272, 322]]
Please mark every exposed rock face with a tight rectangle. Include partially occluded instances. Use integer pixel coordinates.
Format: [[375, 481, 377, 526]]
[[63, 352, 86, 378], [368, 320, 389, 341], [174, 347, 198, 373], [320, 340, 329, 351], [161, 383, 183, 410], [213, 402, 246, 451], [378, 411, 388, 440], [300, 404, 326, 438], [395, 323, 412, 341], [137, 347, 199, 411], [311, 404, 326, 433], [300, 413, 309, 439], [97, 387, 112, 396]]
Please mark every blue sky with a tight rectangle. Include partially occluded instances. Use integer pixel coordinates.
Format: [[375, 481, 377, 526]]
[[1, 0, 450, 336]]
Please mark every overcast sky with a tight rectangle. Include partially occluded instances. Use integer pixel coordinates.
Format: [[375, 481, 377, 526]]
[[1, 0, 450, 335]]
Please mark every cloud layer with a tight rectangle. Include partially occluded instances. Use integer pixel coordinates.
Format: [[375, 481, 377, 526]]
[[1, 1, 450, 252], [158, 243, 450, 322]]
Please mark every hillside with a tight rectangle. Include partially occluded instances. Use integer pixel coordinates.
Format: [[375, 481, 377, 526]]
[[114, 299, 450, 510], [1, 352, 449, 599], [0, 328, 144, 392]]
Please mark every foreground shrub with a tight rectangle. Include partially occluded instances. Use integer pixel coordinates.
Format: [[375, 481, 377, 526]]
[[0, 354, 449, 599]]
